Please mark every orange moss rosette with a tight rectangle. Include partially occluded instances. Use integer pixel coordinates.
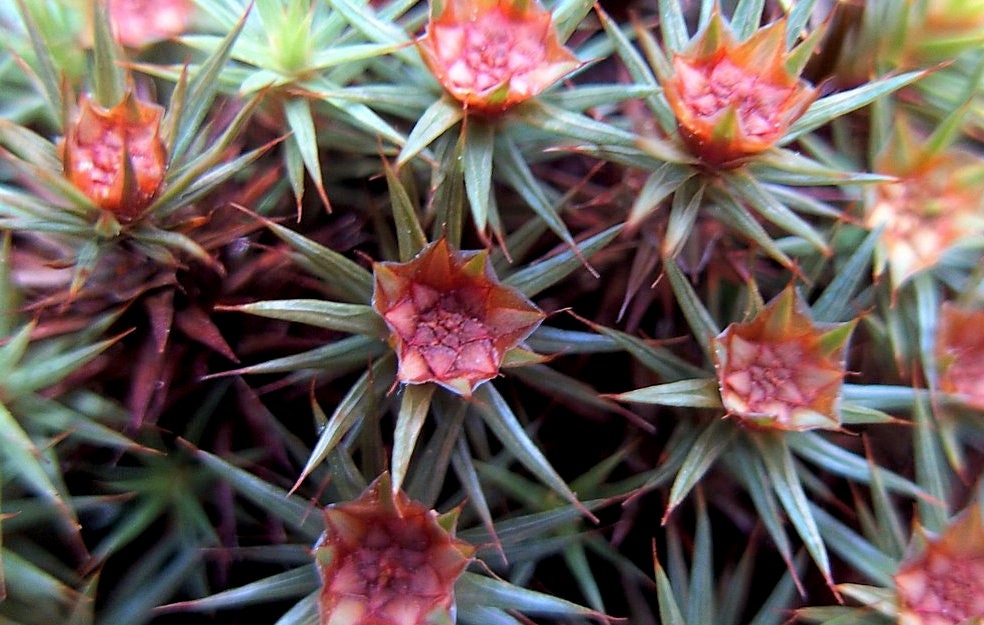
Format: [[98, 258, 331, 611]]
[[894, 506, 984, 625], [372, 239, 545, 397], [60, 92, 167, 221], [867, 142, 984, 288], [313, 474, 475, 625], [660, 12, 817, 166], [712, 288, 855, 431], [416, 0, 581, 114]]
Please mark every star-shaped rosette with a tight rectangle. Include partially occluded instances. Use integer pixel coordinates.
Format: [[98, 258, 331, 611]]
[[314, 473, 475, 625], [659, 10, 818, 166], [372, 238, 546, 397], [416, 0, 582, 114], [712, 288, 856, 431], [866, 124, 984, 290], [894, 506, 984, 625]]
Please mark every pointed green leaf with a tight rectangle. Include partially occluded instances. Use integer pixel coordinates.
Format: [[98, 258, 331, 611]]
[[309, 41, 407, 70], [266, 220, 374, 303], [325, 0, 413, 49], [406, 395, 466, 505], [785, 70, 928, 143], [717, 537, 756, 625], [13, 0, 63, 114], [494, 134, 578, 250], [526, 326, 619, 355], [596, 7, 676, 132], [753, 434, 834, 589], [913, 396, 950, 533], [0, 119, 62, 171], [786, 432, 927, 501], [726, 171, 830, 253], [867, 452, 908, 560], [658, 0, 690, 52], [836, 584, 897, 616], [785, 0, 818, 49], [914, 273, 941, 391], [91, 1, 124, 108], [463, 118, 495, 235], [0, 401, 66, 508], [747, 557, 804, 625], [0, 143, 100, 217], [223, 300, 386, 338], [384, 161, 426, 261], [457, 605, 525, 625], [665, 418, 736, 518], [450, 438, 499, 557], [515, 101, 639, 149], [571, 315, 707, 380], [455, 572, 603, 619], [563, 541, 606, 612], [842, 383, 920, 411], [172, 9, 249, 162], [460, 505, 587, 556], [161, 135, 274, 213], [473, 384, 596, 522], [627, 163, 696, 228], [293, 355, 395, 492], [727, 450, 801, 586], [5, 334, 119, 399], [429, 132, 467, 247], [811, 226, 878, 322], [503, 225, 621, 297], [0, 547, 79, 607], [397, 96, 463, 167], [158, 568, 317, 613], [837, 402, 900, 425], [153, 93, 267, 214], [541, 84, 657, 111], [751, 149, 893, 186], [0, 234, 16, 335], [663, 179, 705, 259], [666, 522, 691, 617], [0, 322, 34, 377], [510, 364, 650, 430], [731, 0, 766, 41], [811, 505, 896, 586], [129, 226, 218, 270], [664, 259, 721, 355], [687, 493, 714, 625], [274, 592, 319, 625], [13, 394, 139, 452], [318, 85, 409, 149], [391, 384, 434, 492], [98, 535, 203, 625], [653, 553, 688, 625], [191, 444, 324, 539], [551, 0, 594, 41], [284, 132, 306, 212], [705, 190, 794, 267], [612, 378, 723, 409], [211, 334, 386, 377], [284, 97, 330, 210]]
